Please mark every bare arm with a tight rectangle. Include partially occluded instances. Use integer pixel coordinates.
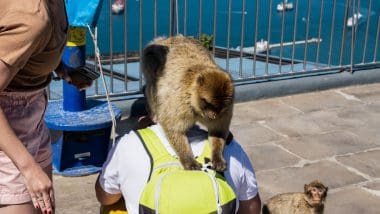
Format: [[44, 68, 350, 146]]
[[238, 194, 262, 214], [0, 59, 40, 175], [0, 59, 53, 213], [95, 175, 122, 206]]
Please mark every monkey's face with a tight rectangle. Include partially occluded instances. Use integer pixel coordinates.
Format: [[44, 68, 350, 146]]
[[198, 96, 230, 120], [305, 181, 328, 206], [310, 187, 325, 203], [191, 68, 234, 120]]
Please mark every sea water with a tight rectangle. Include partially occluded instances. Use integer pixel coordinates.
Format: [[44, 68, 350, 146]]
[[87, 0, 380, 66]]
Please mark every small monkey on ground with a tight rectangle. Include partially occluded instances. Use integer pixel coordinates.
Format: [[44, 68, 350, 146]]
[[262, 180, 328, 214], [141, 35, 234, 171]]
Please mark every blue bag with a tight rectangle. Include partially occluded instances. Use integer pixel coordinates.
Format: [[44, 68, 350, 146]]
[[65, 0, 104, 27]]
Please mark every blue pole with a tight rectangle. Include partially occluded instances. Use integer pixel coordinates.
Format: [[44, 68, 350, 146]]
[[61, 27, 87, 112]]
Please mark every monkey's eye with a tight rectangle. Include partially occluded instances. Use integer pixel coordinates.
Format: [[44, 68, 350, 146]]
[[200, 98, 207, 103], [200, 98, 216, 110], [200, 98, 208, 108]]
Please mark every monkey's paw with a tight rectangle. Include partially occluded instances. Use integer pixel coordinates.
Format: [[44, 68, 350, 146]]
[[212, 157, 227, 172], [182, 160, 202, 170]]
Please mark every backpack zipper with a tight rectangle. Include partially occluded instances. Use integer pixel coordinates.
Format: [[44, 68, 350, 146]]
[[205, 171, 222, 214], [154, 169, 222, 214], [153, 162, 182, 174], [155, 171, 174, 214]]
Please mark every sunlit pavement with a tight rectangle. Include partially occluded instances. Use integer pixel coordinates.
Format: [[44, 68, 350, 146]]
[[53, 82, 380, 214]]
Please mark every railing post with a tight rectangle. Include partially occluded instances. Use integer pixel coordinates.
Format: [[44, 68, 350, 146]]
[[170, 0, 177, 36]]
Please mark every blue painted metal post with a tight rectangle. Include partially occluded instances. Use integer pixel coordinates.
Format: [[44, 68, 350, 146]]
[[45, 27, 122, 176], [62, 27, 87, 111]]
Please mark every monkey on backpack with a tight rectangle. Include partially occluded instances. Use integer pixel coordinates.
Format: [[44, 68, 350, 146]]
[[141, 35, 234, 172]]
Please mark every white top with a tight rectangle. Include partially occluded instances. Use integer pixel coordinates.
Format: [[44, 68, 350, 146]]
[[99, 124, 258, 214]]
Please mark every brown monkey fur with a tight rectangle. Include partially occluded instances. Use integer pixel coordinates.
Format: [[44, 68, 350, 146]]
[[262, 180, 328, 214], [141, 35, 234, 171]]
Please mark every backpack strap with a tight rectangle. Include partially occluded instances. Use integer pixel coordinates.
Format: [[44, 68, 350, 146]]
[[136, 128, 215, 177], [196, 140, 211, 165], [136, 128, 180, 180]]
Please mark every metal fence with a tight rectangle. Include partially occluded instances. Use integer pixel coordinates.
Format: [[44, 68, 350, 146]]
[[48, 0, 380, 100]]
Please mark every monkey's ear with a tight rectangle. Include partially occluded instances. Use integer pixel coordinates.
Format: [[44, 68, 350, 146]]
[[142, 44, 168, 74], [304, 184, 309, 193], [197, 74, 205, 85]]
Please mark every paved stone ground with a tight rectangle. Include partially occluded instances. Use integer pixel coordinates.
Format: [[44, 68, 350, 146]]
[[53, 82, 380, 214]]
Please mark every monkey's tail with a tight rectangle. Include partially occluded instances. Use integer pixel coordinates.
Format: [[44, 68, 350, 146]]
[[262, 204, 270, 214], [141, 44, 169, 83]]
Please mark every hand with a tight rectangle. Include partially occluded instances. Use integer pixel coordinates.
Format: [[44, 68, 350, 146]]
[[65, 70, 93, 90], [23, 164, 55, 214], [55, 70, 93, 90], [54, 63, 93, 90]]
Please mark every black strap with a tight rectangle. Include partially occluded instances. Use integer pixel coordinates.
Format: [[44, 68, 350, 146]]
[[63, 0, 69, 33], [134, 130, 154, 182], [226, 131, 234, 145], [135, 129, 233, 181]]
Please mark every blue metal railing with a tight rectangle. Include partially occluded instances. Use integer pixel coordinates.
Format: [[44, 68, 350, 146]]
[[48, 0, 380, 100]]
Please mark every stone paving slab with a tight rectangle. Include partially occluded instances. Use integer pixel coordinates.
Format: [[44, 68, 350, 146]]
[[261, 114, 331, 138], [280, 90, 362, 113], [336, 150, 380, 178], [231, 105, 265, 125], [230, 122, 285, 146], [364, 98, 380, 109], [239, 99, 302, 119], [363, 180, 380, 191], [331, 105, 380, 144], [348, 127, 380, 145], [256, 160, 367, 200], [325, 187, 380, 214], [277, 131, 376, 160], [231, 99, 302, 126], [244, 143, 301, 171], [340, 83, 380, 103], [308, 109, 369, 131], [54, 174, 99, 214], [231, 103, 274, 125], [53, 82, 380, 213], [307, 107, 380, 145], [335, 104, 380, 126]]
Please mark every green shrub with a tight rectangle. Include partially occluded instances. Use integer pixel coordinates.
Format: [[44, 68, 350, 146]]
[[199, 34, 213, 50]]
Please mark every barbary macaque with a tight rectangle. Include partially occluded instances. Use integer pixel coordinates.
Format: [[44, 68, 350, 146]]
[[262, 180, 328, 214], [141, 35, 234, 171]]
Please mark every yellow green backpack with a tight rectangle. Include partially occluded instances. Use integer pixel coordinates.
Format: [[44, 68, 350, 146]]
[[136, 128, 236, 214]]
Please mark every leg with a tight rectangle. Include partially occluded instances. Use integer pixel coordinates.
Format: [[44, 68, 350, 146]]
[[238, 193, 262, 214], [206, 115, 231, 172], [208, 136, 227, 172], [0, 90, 53, 214], [166, 130, 201, 170], [0, 164, 52, 214], [0, 202, 38, 214]]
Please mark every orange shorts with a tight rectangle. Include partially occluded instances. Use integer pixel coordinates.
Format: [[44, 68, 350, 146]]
[[0, 89, 52, 205]]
